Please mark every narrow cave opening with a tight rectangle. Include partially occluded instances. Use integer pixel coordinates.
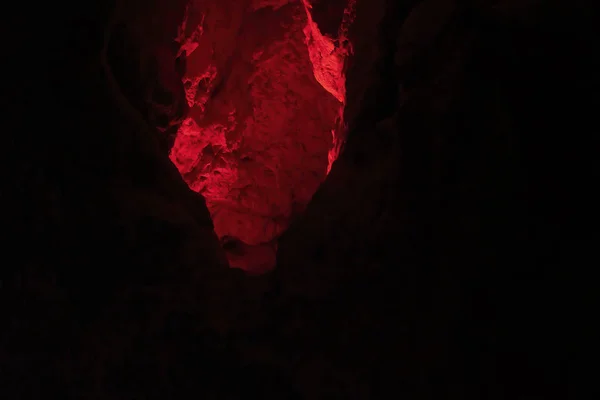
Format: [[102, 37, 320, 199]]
[[167, 0, 355, 273]]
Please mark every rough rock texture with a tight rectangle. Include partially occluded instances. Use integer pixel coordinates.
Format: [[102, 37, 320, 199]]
[[169, 0, 352, 272], [273, 0, 599, 397], [2, 0, 597, 399], [3, 1, 256, 397]]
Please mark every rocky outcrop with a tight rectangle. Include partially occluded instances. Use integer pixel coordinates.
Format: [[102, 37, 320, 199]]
[[168, 0, 352, 272], [2, 0, 596, 398], [272, 0, 598, 397]]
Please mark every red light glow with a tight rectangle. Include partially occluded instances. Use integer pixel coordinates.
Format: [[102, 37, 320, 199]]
[[169, 0, 354, 272]]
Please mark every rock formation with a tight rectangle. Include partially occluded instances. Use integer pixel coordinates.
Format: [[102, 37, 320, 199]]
[[2, 0, 596, 398]]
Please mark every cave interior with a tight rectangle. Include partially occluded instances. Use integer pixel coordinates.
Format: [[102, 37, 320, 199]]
[[2, 0, 598, 398]]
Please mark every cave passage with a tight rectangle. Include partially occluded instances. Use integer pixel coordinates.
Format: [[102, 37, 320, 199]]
[[168, 0, 354, 273]]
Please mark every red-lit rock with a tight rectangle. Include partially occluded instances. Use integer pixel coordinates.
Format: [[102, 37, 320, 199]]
[[169, 0, 353, 272]]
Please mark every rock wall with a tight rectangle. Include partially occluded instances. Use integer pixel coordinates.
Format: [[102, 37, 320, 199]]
[[169, 0, 353, 272], [273, 0, 598, 397], [2, 0, 597, 398]]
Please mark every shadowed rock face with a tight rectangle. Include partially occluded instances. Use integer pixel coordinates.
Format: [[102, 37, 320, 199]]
[[2, 0, 597, 398]]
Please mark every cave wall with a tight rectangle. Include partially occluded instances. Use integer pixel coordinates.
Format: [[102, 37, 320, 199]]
[[104, 0, 191, 152], [273, 0, 598, 397], [2, 1, 257, 396], [170, 0, 339, 247], [2, 0, 597, 398], [169, 0, 355, 273]]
